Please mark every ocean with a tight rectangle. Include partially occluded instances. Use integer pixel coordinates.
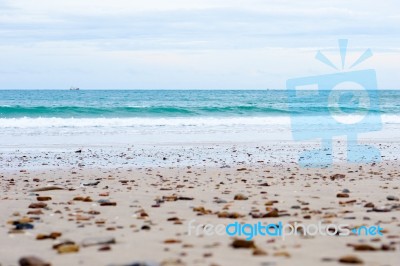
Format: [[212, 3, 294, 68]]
[[0, 90, 399, 147]]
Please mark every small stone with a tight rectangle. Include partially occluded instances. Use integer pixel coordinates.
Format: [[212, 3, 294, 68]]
[[231, 239, 255, 249], [273, 251, 291, 258], [352, 244, 377, 251], [15, 223, 34, 230], [57, 244, 79, 254], [330, 174, 345, 180], [27, 210, 44, 215], [118, 261, 159, 266], [364, 202, 374, 208], [163, 195, 178, 201], [73, 196, 92, 202], [337, 193, 349, 198], [342, 189, 350, 193], [217, 212, 244, 219], [253, 248, 267, 256], [19, 256, 50, 266], [193, 206, 212, 215], [37, 197, 52, 201], [82, 237, 116, 247], [164, 239, 181, 244], [214, 198, 227, 204], [82, 181, 100, 186], [234, 194, 248, 200], [98, 245, 111, 251], [30, 186, 64, 192], [100, 202, 117, 206], [52, 241, 75, 249], [177, 196, 194, 200], [387, 195, 399, 201], [338, 255, 363, 264], [264, 209, 279, 218], [36, 232, 62, 240], [372, 206, 391, 212], [265, 200, 278, 206], [29, 202, 47, 209]]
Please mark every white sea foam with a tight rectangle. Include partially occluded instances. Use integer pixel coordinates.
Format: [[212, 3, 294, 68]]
[[0, 117, 291, 128], [0, 115, 399, 128]]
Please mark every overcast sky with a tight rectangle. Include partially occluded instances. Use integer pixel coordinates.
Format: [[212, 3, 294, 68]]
[[0, 0, 399, 89]]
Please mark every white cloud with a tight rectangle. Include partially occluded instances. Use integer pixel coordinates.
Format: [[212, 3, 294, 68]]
[[0, 0, 399, 89]]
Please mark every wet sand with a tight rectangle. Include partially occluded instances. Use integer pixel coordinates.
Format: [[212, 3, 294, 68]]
[[0, 145, 399, 266]]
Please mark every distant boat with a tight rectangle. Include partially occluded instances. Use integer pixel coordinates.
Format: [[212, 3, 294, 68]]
[[70, 86, 80, 90]]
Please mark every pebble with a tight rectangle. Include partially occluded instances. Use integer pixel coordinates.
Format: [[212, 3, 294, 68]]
[[217, 212, 244, 219], [387, 195, 399, 201], [253, 248, 268, 256], [231, 239, 256, 249], [100, 202, 117, 206], [364, 202, 375, 208], [214, 198, 227, 204], [273, 251, 291, 258], [82, 181, 100, 186], [98, 245, 111, 251], [351, 244, 377, 251], [18, 256, 50, 266], [36, 232, 62, 240], [57, 244, 80, 254], [15, 223, 34, 230], [337, 193, 349, 198], [36, 197, 52, 201], [234, 194, 248, 200], [372, 206, 391, 212], [28, 203, 47, 209], [109, 262, 159, 266], [330, 174, 346, 180], [29, 186, 64, 192], [82, 236, 116, 247], [338, 255, 363, 264], [265, 209, 279, 218]]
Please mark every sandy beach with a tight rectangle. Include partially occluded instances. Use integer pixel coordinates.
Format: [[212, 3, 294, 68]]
[[1, 143, 399, 266]]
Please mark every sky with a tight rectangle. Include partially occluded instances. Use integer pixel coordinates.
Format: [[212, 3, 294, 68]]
[[0, 0, 399, 89]]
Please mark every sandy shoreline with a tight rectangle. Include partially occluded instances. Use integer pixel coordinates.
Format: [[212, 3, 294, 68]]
[[1, 149, 399, 266]]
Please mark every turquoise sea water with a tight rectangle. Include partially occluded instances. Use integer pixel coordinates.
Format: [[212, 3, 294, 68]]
[[0, 90, 399, 147], [0, 90, 398, 119]]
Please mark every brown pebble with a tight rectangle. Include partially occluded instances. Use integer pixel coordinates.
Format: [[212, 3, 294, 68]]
[[37, 197, 52, 201], [231, 239, 256, 249], [273, 251, 291, 258], [27, 210, 44, 215], [217, 212, 244, 219], [364, 202, 374, 208], [100, 202, 117, 206], [19, 256, 50, 266], [351, 244, 377, 251], [234, 194, 248, 200], [253, 248, 268, 256], [338, 255, 363, 264], [337, 193, 349, 198], [28, 203, 47, 209], [30, 186, 64, 192], [57, 244, 79, 254], [98, 245, 111, 251], [264, 209, 279, 218], [164, 239, 182, 244]]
